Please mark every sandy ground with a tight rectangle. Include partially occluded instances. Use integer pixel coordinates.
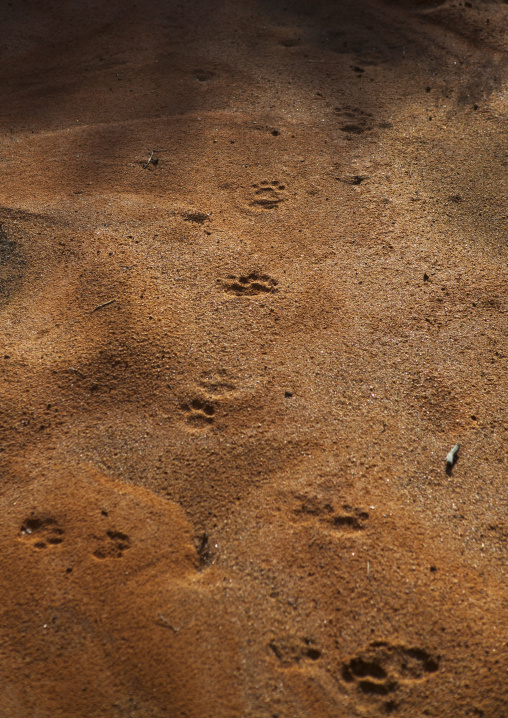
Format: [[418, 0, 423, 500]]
[[0, 0, 507, 716]]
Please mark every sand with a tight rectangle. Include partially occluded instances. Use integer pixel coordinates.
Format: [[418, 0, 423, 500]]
[[0, 0, 507, 716]]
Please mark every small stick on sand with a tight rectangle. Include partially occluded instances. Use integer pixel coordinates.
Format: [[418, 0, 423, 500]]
[[143, 150, 155, 169], [157, 612, 180, 632], [367, 561, 371, 581], [90, 299, 116, 315]]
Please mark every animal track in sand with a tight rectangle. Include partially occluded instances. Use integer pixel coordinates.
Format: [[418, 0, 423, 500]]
[[20, 516, 65, 549], [181, 209, 209, 224], [180, 372, 238, 430], [342, 642, 439, 702], [250, 180, 287, 209], [220, 272, 278, 296], [180, 397, 216, 428], [93, 529, 131, 559], [269, 636, 322, 667], [337, 174, 369, 185], [293, 496, 369, 533], [334, 106, 374, 134], [331, 505, 370, 532]]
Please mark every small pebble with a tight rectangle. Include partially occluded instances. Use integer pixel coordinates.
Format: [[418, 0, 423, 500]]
[[446, 443, 460, 466]]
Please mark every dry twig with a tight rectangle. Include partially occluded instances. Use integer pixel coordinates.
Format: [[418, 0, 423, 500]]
[[90, 299, 116, 315], [143, 150, 155, 169], [157, 612, 180, 632]]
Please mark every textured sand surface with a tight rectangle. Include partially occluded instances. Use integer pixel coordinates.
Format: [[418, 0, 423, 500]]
[[0, 0, 507, 716]]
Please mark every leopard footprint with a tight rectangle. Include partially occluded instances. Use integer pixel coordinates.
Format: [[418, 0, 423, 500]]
[[334, 106, 373, 134], [20, 516, 65, 549], [181, 397, 215, 428], [342, 642, 440, 700], [220, 272, 278, 296], [93, 530, 131, 559], [293, 495, 369, 533], [269, 636, 322, 667], [250, 180, 287, 209]]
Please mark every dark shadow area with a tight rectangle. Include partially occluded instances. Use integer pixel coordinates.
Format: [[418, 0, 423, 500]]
[[0, 0, 503, 232]]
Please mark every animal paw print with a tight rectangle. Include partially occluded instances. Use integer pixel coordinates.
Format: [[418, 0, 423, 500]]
[[269, 636, 322, 667], [181, 397, 215, 428], [293, 496, 369, 533], [342, 642, 439, 699], [93, 530, 131, 559], [334, 106, 373, 134], [182, 210, 209, 224], [331, 505, 369, 532], [220, 272, 278, 296], [336, 174, 369, 185], [20, 516, 65, 549], [250, 180, 287, 209]]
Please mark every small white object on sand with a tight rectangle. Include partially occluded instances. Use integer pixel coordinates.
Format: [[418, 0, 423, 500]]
[[446, 444, 460, 466]]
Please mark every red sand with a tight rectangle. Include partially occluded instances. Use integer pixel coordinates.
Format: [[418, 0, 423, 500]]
[[0, 1, 507, 716]]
